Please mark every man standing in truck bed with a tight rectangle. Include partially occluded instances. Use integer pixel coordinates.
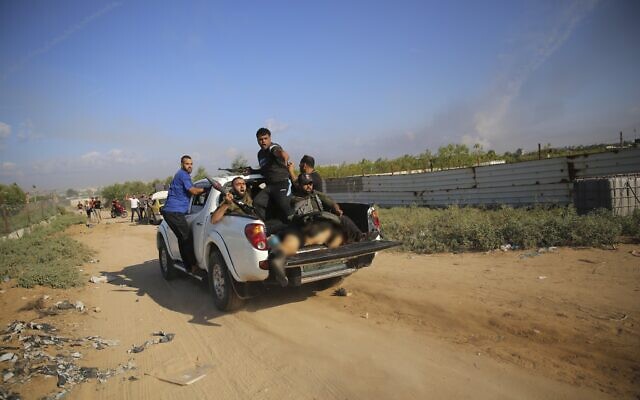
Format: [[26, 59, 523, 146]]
[[250, 127, 292, 223]]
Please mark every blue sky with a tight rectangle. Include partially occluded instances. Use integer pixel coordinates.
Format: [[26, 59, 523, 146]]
[[1, 0, 639, 190]]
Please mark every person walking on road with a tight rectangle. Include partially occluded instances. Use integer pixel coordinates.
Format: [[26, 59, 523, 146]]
[[127, 195, 140, 223], [162, 155, 206, 273], [93, 197, 103, 222]]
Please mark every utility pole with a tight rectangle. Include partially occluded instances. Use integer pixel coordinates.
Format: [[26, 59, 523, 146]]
[[538, 143, 541, 160], [620, 131, 623, 148]]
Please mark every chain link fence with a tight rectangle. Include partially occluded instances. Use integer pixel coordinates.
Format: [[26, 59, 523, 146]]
[[0, 198, 64, 235]]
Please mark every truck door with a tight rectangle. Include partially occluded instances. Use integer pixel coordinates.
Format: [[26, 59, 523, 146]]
[[185, 185, 211, 267]]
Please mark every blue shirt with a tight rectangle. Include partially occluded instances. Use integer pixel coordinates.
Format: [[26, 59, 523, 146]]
[[163, 169, 193, 213]]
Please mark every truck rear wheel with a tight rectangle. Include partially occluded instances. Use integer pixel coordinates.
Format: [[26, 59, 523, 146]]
[[208, 251, 243, 311], [159, 241, 177, 280]]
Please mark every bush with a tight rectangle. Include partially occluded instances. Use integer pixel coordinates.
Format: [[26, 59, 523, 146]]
[[620, 209, 640, 240], [0, 214, 92, 288], [379, 205, 631, 254]]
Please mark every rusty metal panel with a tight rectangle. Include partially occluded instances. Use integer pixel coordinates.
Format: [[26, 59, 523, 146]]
[[325, 148, 640, 208], [362, 168, 476, 192], [476, 158, 568, 188], [324, 176, 363, 193], [330, 182, 572, 207], [570, 148, 640, 178]]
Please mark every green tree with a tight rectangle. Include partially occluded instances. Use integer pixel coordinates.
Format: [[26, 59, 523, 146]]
[[0, 183, 27, 206], [66, 188, 79, 198]]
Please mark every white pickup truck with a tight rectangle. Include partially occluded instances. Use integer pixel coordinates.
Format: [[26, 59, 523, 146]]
[[156, 174, 399, 311]]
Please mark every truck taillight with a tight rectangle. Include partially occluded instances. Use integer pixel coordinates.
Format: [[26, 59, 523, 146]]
[[245, 223, 267, 250], [371, 208, 381, 230]]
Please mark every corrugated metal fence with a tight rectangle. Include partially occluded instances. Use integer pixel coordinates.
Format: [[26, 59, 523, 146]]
[[324, 148, 640, 208]]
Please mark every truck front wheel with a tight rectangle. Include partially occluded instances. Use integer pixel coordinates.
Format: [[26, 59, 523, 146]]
[[159, 240, 177, 280], [208, 251, 243, 311]]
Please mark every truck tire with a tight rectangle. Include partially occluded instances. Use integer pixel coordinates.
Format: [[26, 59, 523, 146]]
[[159, 240, 177, 280], [314, 276, 345, 291], [208, 251, 243, 311]]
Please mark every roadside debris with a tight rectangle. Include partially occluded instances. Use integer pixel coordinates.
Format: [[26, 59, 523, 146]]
[[631, 250, 640, 257], [332, 288, 352, 297], [74, 301, 85, 312], [89, 275, 116, 284], [538, 276, 548, 280], [86, 336, 119, 350], [518, 247, 558, 259], [54, 300, 74, 310], [127, 331, 175, 354], [0, 321, 126, 400], [88, 258, 100, 263], [146, 364, 212, 386]]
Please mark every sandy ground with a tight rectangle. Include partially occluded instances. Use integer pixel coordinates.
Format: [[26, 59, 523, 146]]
[[1, 219, 639, 399]]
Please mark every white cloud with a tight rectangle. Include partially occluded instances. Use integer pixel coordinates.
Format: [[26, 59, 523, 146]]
[[0, 161, 21, 178], [80, 149, 138, 166], [0, 122, 11, 139], [80, 151, 101, 165], [2, 162, 16, 171], [264, 118, 290, 134]]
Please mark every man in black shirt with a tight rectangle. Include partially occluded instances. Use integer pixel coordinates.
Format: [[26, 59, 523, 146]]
[[250, 128, 292, 222], [299, 154, 323, 192]]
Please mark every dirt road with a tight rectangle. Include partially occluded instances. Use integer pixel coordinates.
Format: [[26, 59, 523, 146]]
[[2, 220, 639, 399]]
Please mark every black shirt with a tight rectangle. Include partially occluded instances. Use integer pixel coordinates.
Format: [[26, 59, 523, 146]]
[[257, 142, 289, 183], [309, 171, 323, 192]]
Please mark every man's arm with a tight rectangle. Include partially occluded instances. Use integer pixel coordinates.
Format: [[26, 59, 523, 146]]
[[318, 192, 343, 216], [271, 145, 289, 164], [210, 192, 234, 224], [287, 162, 300, 189], [188, 186, 205, 196]]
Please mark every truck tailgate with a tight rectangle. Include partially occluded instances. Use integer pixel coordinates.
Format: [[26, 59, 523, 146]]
[[285, 240, 401, 267]]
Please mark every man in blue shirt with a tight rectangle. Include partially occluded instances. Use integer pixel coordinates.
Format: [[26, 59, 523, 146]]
[[162, 155, 206, 273]]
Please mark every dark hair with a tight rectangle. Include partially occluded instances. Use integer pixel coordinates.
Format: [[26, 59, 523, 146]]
[[231, 176, 245, 185], [298, 173, 313, 185], [300, 154, 315, 168], [256, 127, 271, 138], [180, 155, 192, 163]]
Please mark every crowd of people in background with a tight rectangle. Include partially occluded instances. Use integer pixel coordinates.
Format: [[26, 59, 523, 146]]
[[77, 197, 103, 223], [125, 194, 151, 223], [76, 194, 154, 225]]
